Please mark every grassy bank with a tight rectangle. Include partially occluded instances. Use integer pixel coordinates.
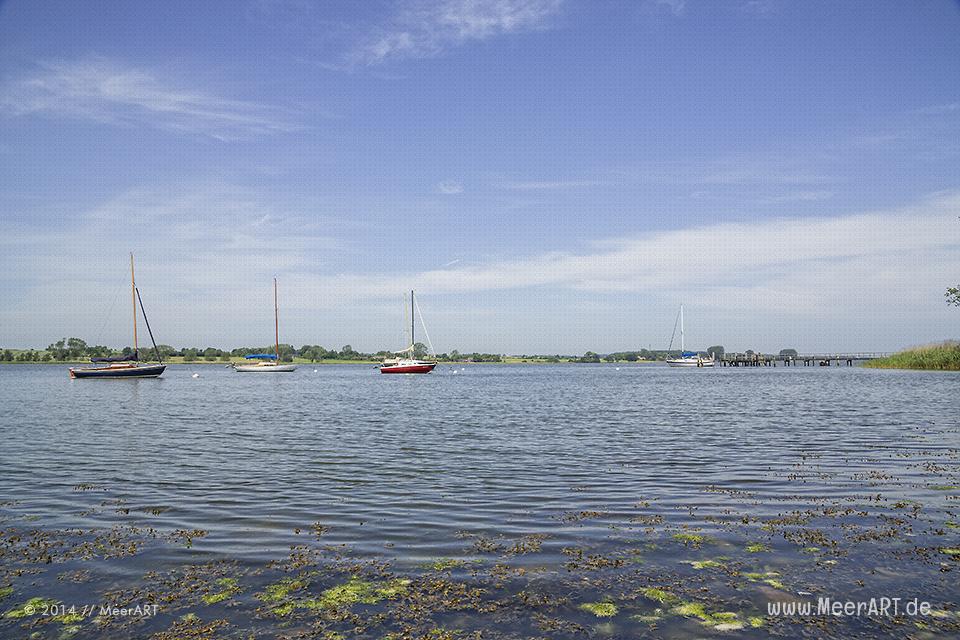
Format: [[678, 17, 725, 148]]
[[864, 341, 960, 371]]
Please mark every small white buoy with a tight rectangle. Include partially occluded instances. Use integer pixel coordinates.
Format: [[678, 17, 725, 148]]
[[616, 367, 620, 371], [314, 369, 318, 373], [192, 373, 199, 378]]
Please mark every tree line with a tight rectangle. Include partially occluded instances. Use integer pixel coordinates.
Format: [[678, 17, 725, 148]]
[[1, 340, 814, 364], [0, 338, 503, 363]]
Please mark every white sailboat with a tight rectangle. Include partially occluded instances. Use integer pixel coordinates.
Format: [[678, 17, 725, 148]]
[[234, 278, 297, 372], [666, 305, 715, 367]]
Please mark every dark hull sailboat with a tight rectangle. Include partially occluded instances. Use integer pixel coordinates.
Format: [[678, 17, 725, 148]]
[[70, 363, 166, 379], [69, 254, 167, 379]]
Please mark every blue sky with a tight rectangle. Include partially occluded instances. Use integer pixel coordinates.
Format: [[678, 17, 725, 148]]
[[1, 0, 958, 354]]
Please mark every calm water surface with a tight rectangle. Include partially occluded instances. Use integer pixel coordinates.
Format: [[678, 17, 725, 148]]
[[0, 364, 957, 638]]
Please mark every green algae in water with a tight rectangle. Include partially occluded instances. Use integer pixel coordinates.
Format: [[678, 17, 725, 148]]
[[671, 601, 744, 630], [4, 597, 58, 619], [257, 577, 309, 604], [579, 601, 618, 617], [687, 559, 723, 569], [672, 532, 709, 546], [930, 485, 959, 491], [0, 586, 12, 601], [640, 587, 679, 605], [745, 542, 771, 553], [742, 571, 786, 590], [940, 548, 960, 556], [55, 612, 84, 625], [59, 625, 81, 639], [261, 577, 411, 616], [748, 616, 765, 628], [630, 608, 665, 624], [424, 558, 466, 571], [202, 577, 242, 605], [313, 578, 411, 608]]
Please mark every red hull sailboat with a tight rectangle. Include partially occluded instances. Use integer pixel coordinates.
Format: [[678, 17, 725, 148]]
[[380, 290, 437, 374], [380, 361, 437, 374]]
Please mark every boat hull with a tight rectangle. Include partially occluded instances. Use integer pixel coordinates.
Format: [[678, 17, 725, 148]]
[[234, 364, 297, 372], [380, 363, 437, 374], [69, 364, 166, 378], [666, 359, 715, 368]]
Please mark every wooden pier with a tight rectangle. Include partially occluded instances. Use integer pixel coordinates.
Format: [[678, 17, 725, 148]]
[[719, 353, 891, 367]]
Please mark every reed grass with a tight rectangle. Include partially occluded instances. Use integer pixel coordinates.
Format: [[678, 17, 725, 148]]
[[865, 341, 960, 371]]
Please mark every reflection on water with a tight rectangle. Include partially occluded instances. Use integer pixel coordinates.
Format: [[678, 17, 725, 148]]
[[0, 364, 957, 638]]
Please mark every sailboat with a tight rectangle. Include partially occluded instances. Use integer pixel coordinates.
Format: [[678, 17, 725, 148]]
[[380, 290, 437, 374], [69, 254, 166, 379], [234, 278, 297, 373], [665, 305, 715, 368]]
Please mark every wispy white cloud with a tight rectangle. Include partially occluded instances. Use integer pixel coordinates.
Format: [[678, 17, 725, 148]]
[[739, 0, 778, 15], [278, 192, 960, 311], [2, 188, 957, 351], [437, 180, 464, 194], [499, 179, 606, 190], [752, 190, 833, 205], [651, 0, 686, 15], [914, 102, 959, 115], [0, 58, 299, 140], [352, 0, 563, 65]]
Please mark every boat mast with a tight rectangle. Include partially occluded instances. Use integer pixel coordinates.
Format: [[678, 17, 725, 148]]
[[130, 253, 138, 359], [411, 290, 415, 352], [680, 304, 684, 353], [274, 278, 280, 362]]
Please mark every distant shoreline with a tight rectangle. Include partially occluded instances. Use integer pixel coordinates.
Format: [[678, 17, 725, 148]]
[[0, 358, 665, 366]]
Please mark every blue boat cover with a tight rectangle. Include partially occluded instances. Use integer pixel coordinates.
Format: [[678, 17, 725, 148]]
[[91, 354, 138, 362], [681, 351, 698, 357], [245, 353, 277, 360]]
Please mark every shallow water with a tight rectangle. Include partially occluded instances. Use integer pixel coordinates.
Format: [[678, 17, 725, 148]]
[[0, 363, 957, 638]]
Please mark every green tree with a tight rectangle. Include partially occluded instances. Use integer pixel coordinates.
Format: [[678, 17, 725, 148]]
[[48, 339, 68, 360], [66, 338, 88, 359], [707, 345, 725, 359], [947, 286, 960, 306], [156, 345, 178, 358], [779, 348, 798, 357], [2, 350, 13, 361], [413, 342, 428, 358], [86, 345, 111, 358], [448, 349, 461, 362]]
